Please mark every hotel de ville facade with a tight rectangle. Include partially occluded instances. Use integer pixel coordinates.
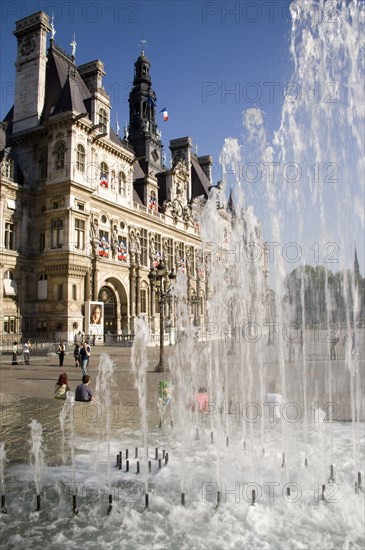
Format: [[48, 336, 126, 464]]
[[0, 11, 269, 347]]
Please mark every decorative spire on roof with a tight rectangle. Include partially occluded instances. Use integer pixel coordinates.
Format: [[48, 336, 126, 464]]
[[139, 37, 147, 55], [115, 113, 120, 136], [50, 13, 56, 41], [70, 33, 77, 60]]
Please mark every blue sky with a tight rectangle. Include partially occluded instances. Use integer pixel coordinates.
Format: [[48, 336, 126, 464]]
[[0, 1, 292, 163], [1, 1, 364, 275]]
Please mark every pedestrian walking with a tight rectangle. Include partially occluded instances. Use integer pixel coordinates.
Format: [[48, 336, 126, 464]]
[[73, 343, 81, 368], [57, 341, 66, 367], [12, 341, 18, 365], [79, 342, 90, 378], [23, 341, 31, 365]]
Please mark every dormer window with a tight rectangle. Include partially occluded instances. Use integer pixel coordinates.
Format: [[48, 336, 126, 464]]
[[98, 108, 108, 133]]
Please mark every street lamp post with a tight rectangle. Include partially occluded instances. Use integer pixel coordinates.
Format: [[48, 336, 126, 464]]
[[148, 259, 176, 372]]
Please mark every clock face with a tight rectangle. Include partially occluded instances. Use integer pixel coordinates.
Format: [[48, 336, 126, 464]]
[[20, 34, 36, 57]]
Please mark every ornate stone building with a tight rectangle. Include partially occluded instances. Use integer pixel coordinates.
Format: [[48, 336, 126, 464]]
[[0, 11, 215, 345], [1, 11, 268, 346]]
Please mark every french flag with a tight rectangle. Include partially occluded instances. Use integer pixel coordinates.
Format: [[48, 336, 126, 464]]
[[161, 107, 168, 121]]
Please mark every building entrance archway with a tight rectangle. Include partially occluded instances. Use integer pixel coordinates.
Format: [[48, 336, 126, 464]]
[[98, 287, 117, 334]]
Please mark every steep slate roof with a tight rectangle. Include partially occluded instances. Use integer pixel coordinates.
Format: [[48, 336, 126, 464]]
[[191, 156, 211, 197], [52, 70, 88, 116], [42, 43, 91, 122]]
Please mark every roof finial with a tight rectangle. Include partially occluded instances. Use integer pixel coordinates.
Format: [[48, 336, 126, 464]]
[[139, 35, 147, 55], [124, 121, 129, 142], [115, 113, 120, 136], [70, 33, 77, 60], [50, 13, 56, 41]]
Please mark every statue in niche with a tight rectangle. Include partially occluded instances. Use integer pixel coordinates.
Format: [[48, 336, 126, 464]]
[[90, 218, 99, 255], [111, 226, 118, 259]]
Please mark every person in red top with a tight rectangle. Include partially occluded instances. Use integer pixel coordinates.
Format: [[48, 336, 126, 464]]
[[195, 387, 209, 412]]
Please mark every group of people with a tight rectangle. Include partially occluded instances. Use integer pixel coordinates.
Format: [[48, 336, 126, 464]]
[[73, 341, 91, 376], [11, 340, 31, 365], [56, 340, 92, 379], [54, 373, 94, 402]]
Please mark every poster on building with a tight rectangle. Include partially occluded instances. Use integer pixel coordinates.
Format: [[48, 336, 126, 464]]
[[86, 301, 104, 343]]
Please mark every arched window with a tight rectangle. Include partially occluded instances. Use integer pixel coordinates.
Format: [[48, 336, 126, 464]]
[[54, 141, 65, 170], [100, 162, 109, 188], [118, 171, 126, 195], [76, 144, 85, 172], [98, 108, 108, 133]]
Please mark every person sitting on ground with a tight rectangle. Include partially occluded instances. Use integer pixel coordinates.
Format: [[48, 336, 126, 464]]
[[195, 387, 209, 412], [54, 372, 70, 400], [12, 341, 18, 365], [75, 375, 94, 402]]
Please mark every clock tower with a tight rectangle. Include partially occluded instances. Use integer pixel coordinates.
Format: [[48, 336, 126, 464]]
[[128, 48, 163, 177], [13, 11, 51, 133]]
